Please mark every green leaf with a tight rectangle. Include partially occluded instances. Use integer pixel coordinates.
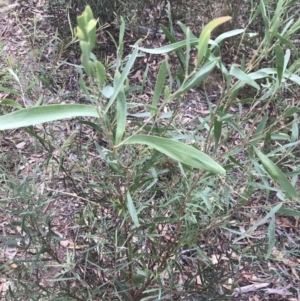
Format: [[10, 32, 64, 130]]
[[260, 0, 270, 41], [253, 113, 268, 144], [119, 17, 125, 46], [115, 89, 127, 145], [76, 6, 95, 44], [229, 65, 260, 90], [228, 155, 243, 168], [185, 27, 191, 75], [283, 49, 292, 74], [138, 38, 200, 54], [277, 208, 300, 217], [233, 203, 282, 243], [152, 60, 168, 110], [221, 117, 244, 138], [164, 85, 170, 100], [176, 72, 185, 85], [0, 86, 20, 95], [283, 106, 298, 117], [281, 18, 294, 35], [95, 61, 106, 86], [289, 73, 300, 85], [75, 26, 85, 41], [124, 135, 225, 174], [84, 5, 94, 24], [270, 133, 290, 141], [145, 104, 157, 116], [207, 51, 229, 78], [127, 191, 140, 227], [213, 29, 244, 46], [197, 16, 231, 66], [8, 68, 21, 84], [160, 25, 186, 71], [102, 86, 114, 98], [105, 44, 139, 114], [79, 77, 92, 101], [80, 41, 92, 76], [253, 146, 298, 199], [291, 114, 298, 143], [275, 45, 284, 84], [86, 19, 97, 34], [173, 59, 217, 98], [264, 131, 271, 146], [0, 99, 23, 110], [196, 191, 213, 212], [86, 18, 97, 50], [79, 120, 102, 132], [213, 118, 222, 152], [177, 21, 197, 39], [0, 104, 99, 130], [141, 63, 150, 94], [88, 61, 96, 77], [286, 17, 300, 36]]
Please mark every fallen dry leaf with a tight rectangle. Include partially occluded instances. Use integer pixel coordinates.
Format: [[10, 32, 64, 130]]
[[15, 141, 26, 149], [4, 247, 17, 260], [130, 69, 142, 82], [67, 243, 89, 249], [60, 240, 70, 248], [275, 216, 294, 228], [263, 285, 292, 296], [233, 283, 270, 296], [196, 275, 202, 285]]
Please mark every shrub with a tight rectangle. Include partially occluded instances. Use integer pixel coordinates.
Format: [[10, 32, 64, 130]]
[[1, 1, 300, 300]]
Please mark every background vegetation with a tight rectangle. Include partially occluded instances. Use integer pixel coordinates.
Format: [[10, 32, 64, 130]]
[[0, 0, 299, 300]]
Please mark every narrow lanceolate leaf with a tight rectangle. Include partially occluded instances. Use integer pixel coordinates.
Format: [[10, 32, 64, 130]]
[[283, 106, 298, 117], [0, 104, 99, 130], [213, 118, 222, 152], [0, 99, 23, 110], [213, 29, 244, 46], [233, 203, 282, 243], [277, 208, 300, 217], [119, 17, 125, 46], [152, 60, 168, 110], [197, 16, 231, 66], [126, 191, 140, 227], [104, 45, 139, 114], [137, 38, 199, 54], [253, 113, 268, 143], [253, 146, 298, 199], [275, 45, 284, 84], [260, 0, 270, 41], [160, 25, 186, 71], [124, 135, 225, 175], [291, 114, 299, 143], [86, 18, 97, 50], [230, 65, 260, 90], [172, 59, 217, 98], [80, 41, 92, 76], [115, 89, 127, 145], [271, 32, 296, 50], [185, 27, 191, 75], [95, 61, 106, 86], [283, 49, 291, 73]]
